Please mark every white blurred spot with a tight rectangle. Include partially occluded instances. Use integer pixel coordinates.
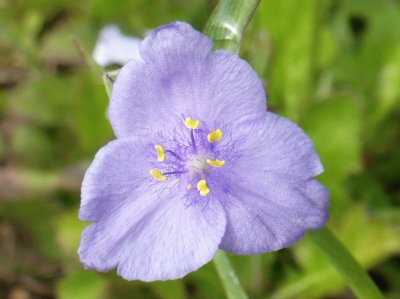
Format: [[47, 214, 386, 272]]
[[222, 21, 240, 39], [92, 24, 143, 66]]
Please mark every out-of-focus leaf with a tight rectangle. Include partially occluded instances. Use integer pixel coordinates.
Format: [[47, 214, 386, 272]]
[[7, 75, 84, 167], [3, 0, 81, 15], [240, 21, 272, 77], [374, 44, 400, 124], [272, 206, 400, 299], [56, 209, 86, 260], [331, 0, 400, 99], [301, 95, 362, 217], [11, 124, 53, 167], [347, 173, 391, 208], [57, 270, 108, 299], [304, 96, 359, 179], [40, 20, 96, 71], [0, 201, 61, 261], [9, 74, 73, 126], [151, 280, 187, 299], [366, 114, 400, 190], [89, 0, 209, 31], [256, 0, 328, 119], [187, 262, 225, 299], [0, 136, 4, 160], [230, 254, 275, 296], [72, 72, 113, 154]]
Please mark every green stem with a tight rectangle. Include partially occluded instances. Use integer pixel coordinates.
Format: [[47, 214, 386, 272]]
[[213, 251, 249, 299], [307, 227, 385, 299], [204, 0, 260, 53]]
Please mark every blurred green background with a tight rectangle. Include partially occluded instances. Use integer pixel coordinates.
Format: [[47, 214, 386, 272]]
[[1, 0, 400, 298]]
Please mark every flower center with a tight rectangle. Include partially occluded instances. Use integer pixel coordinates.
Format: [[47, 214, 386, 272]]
[[149, 116, 225, 197], [187, 155, 209, 175]]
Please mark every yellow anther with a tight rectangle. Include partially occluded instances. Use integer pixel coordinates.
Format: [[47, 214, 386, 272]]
[[155, 144, 165, 162], [150, 169, 167, 181], [207, 129, 223, 143], [185, 117, 200, 129], [186, 183, 193, 190], [197, 179, 210, 196], [206, 159, 225, 168]]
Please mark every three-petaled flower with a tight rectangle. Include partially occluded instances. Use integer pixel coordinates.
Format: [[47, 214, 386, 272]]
[[79, 21, 329, 281]]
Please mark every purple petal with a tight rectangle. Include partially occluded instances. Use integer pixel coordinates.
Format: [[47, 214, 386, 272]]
[[109, 22, 266, 138], [108, 59, 169, 137], [115, 194, 225, 281], [219, 174, 329, 254], [198, 50, 267, 125], [231, 112, 324, 180], [79, 138, 151, 222], [217, 112, 329, 254], [78, 138, 226, 281], [139, 21, 212, 67]]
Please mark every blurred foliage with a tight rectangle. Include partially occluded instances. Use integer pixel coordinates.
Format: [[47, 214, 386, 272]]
[[0, 0, 399, 298]]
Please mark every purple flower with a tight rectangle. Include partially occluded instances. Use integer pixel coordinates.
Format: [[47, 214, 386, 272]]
[[79, 21, 329, 281]]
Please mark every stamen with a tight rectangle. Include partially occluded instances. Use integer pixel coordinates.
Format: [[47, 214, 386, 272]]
[[206, 159, 225, 167], [155, 144, 165, 162], [207, 129, 223, 143], [197, 179, 210, 196], [150, 169, 167, 181], [185, 117, 200, 129], [190, 130, 197, 153], [165, 150, 183, 161], [164, 170, 187, 175]]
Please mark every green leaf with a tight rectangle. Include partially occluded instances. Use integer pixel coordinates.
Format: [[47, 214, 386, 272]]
[[256, 0, 327, 120], [72, 72, 113, 155], [9, 74, 74, 126], [11, 124, 54, 168], [273, 207, 398, 299], [151, 280, 187, 299], [301, 95, 362, 217], [374, 44, 400, 124], [56, 209, 87, 260], [57, 270, 108, 299], [229, 254, 276, 296], [303, 95, 362, 181], [331, 0, 400, 99], [0, 200, 61, 261], [186, 262, 225, 299]]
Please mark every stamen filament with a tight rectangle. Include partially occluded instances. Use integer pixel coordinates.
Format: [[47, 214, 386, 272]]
[[206, 159, 225, 167], [208, 129, 223, 143], [190, 130, 197, 153], [163, 170, 187, 175], [155, 145, 165, 162], [197, 179, 210, 196], [150, 169, 167, 181], [165, 150, 183, 161]]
